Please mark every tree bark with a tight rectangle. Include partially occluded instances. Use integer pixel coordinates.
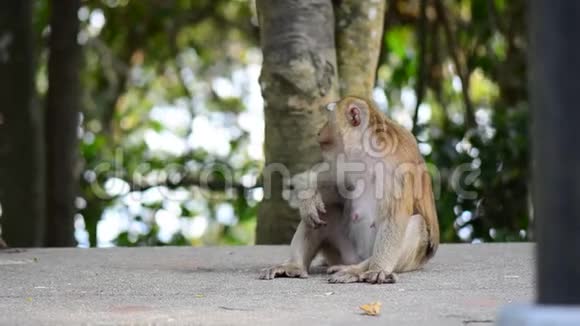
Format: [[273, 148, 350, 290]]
[[44, 0, 82, 246], [255, 0, 339, 244], [0, 0, 45, 247], [335, 0, 386, 98]]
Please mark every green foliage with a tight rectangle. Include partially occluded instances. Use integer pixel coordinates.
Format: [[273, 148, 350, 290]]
[[31, 0, 529, 246], [40, 0, 260, 247], [379, 0, 529, 242]]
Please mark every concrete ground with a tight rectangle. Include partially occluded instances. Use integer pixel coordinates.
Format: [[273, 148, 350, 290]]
[[0, 244, 534, 325]]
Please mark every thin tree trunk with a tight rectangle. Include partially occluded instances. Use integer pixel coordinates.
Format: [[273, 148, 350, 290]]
[[44, 0, 82, 246], [255, 0, 339, 244], [0, 0, 45, 247], [335, 0, 386, 98]]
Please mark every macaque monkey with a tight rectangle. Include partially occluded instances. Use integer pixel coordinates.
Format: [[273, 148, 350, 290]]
[[259, 96, 439, 284]]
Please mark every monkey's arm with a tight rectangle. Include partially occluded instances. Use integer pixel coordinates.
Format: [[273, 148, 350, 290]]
[[289, 164, 339, 228]]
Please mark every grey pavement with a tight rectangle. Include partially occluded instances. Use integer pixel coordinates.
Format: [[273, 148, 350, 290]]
[[0, 244, 534, 325]]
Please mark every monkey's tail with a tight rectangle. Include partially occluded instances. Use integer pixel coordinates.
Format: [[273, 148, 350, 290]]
[[416, 172, 440, 263]]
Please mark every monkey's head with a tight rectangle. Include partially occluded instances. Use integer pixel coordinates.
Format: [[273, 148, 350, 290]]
[[318, 96, 385, 159]]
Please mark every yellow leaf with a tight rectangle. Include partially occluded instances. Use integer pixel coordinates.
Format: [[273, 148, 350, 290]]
[[359, 301, 382, 316]]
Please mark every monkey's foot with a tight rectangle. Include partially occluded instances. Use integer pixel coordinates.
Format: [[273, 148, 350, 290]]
[[327, 265, 397, 284], [326, 264, 349, 274], [327, 265, 363, 283], [361, 270, 397, 284], [258, 263, 308, 280]]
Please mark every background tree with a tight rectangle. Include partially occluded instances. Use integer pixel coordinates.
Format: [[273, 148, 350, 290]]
[[0, 0, 44, 247], [335, 0, 386, 98], [255, 0, 339, 244], [44, 0, 82, 246]]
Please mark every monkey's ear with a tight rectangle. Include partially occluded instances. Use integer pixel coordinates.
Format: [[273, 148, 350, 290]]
[[347, 103, 362, 127]]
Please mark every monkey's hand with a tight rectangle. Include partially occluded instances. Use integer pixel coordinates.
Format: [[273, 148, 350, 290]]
[[297, 191, 327, 228], [285, 171, 327, 228]]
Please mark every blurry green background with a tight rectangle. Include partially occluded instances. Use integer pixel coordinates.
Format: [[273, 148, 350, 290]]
[[0, 0, 529, 247]]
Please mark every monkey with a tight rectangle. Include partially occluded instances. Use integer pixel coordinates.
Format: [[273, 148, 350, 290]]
[[259, 96, 439, 284]]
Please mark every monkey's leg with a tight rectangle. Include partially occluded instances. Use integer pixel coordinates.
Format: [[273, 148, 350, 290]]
[[319, 243, 343, 267], [355, 169, 420, 284], [325, 224, 375, 283], [325, 183, 379, 283], [339, 214, 428, 283], [394, 214, 429, 272], [259, 221, 323, 280], [327, 216, 408, 284], [359, 216, 409, 284]]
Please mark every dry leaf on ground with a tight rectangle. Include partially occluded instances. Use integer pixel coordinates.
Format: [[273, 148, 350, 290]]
[[359, 301, 382, 316]]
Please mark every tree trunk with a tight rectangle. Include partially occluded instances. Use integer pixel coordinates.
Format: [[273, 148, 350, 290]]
[[44, 0, 82, 246], [335, 0, 386, 98], [0, 0, 45, 247], [255, 0, 339, 244]]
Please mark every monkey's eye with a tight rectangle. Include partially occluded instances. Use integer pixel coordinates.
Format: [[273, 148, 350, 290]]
[[326, 102, 336, 111]]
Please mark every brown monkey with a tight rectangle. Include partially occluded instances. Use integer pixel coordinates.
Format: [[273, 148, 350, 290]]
[[259, 96, 439, 284]]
